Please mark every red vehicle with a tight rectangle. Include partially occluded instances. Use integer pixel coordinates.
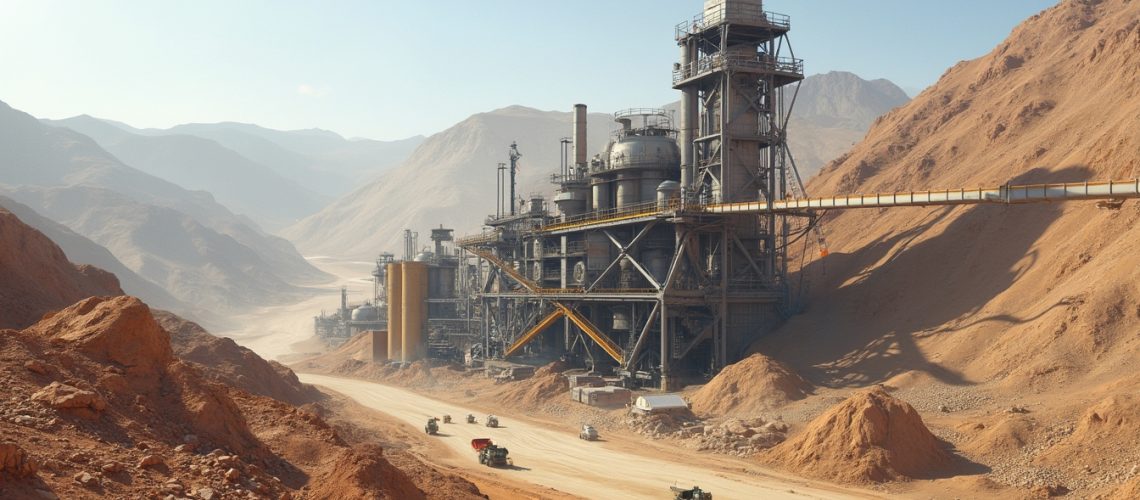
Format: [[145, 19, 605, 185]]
[[471, 438, 510, 467]]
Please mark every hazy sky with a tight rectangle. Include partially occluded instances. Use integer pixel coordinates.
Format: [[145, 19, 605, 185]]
[[0, 0, 1056, 140]]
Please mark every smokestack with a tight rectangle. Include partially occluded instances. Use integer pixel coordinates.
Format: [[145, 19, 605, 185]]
[[573, 104, 587, 168]]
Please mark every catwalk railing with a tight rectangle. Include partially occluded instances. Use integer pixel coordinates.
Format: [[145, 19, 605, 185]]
[[509, 179, 1140, 234]]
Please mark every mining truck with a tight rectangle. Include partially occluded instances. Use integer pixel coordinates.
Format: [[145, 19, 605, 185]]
[[425, 418, 439, 435], [670, 486, 712, 500], [471, 438, 510, 467], [579, 424, 598, 441]]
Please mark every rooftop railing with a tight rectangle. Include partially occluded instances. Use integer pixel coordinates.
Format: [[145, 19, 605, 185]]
[[673, 54, 804, 84], [675, 4, 790, 40]]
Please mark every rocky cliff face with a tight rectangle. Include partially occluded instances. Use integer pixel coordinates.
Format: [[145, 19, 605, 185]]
[[0, 214, 480, 499], [0, 208, 122, 329]]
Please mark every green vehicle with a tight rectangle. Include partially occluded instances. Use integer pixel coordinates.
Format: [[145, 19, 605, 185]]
[[472, 438, 510, 467], [425, 418, 439, 435], [670, 486, 712, 500]]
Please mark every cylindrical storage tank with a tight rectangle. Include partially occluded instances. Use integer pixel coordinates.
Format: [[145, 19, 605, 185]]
[[554, 188, 588, 217], [401, 261, 428, 363], [371, 330, 388, 362], [640, 175, 665, 204], [386, 262, 403, 362], [609, 132, 681, 172], [436, 264, 456, 298], [591, 181, 611, 211], [616, 173, 639, 209], [657, 180, 681, 209]]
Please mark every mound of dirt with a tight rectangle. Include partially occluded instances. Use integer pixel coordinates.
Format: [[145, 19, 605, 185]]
[[307, 445, 423, 500], [156, 311, 320, 405], [766, 387, 951, 483], [1030, 395, 1140, 486], [0, 208, 122, 329], [1107, 476, 1140, 500], [493, 362, 567, 408], [0, 294, 452, 498], [387, 360, 438, 388], [689, 353, 811, 417]]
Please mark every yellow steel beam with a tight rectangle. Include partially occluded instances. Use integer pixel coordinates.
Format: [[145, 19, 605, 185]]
[[504, 308, 565, 358], [467, 247, 540, 292], [555, 303, 624, 363]]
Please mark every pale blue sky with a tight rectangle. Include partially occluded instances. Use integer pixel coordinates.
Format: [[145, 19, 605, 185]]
[[0, 0, 1056, 140]]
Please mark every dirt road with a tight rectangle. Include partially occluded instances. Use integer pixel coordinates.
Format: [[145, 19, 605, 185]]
[[300, 373, 875, 500]]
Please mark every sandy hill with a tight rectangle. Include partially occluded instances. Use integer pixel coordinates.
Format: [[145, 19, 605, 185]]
[[0, 99, 329, 315], [284, 105, 617, 258], [664, 71, 909, 180], [722, 0, 1140, 493], [0, 195, 186, 316], [762, 0, 1140, 392]]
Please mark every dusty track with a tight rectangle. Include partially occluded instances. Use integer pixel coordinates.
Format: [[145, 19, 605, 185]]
[[300, 373, 875, 500]]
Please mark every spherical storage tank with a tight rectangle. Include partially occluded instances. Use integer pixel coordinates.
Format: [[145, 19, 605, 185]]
[[351, 304, 378, 321]]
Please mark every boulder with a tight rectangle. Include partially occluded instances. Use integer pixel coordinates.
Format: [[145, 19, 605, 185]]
[[0, 442, 38, 478], [31, 382, 107, 412]]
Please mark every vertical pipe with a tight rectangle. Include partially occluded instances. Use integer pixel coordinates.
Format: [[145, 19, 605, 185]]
[[386, 262, 403, 362], [679, 41, 696, 193], [659, 298, 670, 390], [573, 104, 588, 169], [401, 261, 428, 363]]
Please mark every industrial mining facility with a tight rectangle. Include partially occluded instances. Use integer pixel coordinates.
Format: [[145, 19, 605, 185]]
[[314, 0, 1140, 392]]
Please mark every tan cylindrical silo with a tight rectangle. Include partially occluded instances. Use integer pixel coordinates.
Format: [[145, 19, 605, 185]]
[[401, 261, 428, 363], [386, 262, 403, 362], [371, 330, 388, 362]]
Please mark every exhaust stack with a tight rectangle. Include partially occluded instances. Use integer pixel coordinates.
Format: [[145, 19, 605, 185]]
[[573, 104, 587, 169]]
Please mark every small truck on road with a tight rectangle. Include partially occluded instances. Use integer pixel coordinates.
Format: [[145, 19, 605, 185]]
[[471, 438, 510, 467]]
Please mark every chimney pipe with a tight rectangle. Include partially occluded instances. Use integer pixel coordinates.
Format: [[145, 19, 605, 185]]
[[573, 104, 587, 169]]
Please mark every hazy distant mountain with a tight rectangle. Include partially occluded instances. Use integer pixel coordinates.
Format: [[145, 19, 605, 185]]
[[283, 105, 617, 258], [2, 185, 306, 313], [0, 194, 190, 317], [91, 119, 423, 197], [45, 115, 328, 230], [786, 71, 909, 179], [662, 71, 908, 182], [0, 99, 328, 313]]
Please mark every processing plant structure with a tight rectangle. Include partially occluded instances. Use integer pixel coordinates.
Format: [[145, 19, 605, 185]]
[[459, 0, 813, 390], [330, 0, 1139, 390]]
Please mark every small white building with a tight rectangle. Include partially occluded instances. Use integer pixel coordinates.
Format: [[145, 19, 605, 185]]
[[632, 394, 689, 415]]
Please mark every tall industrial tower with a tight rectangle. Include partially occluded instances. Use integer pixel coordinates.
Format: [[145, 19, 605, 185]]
[[674, 0, 806, 292]]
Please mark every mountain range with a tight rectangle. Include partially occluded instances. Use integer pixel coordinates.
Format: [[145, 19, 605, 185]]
[[288, 72, 908, 258], [43, 115, 422, 230], [0, 99, 328, 321]]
